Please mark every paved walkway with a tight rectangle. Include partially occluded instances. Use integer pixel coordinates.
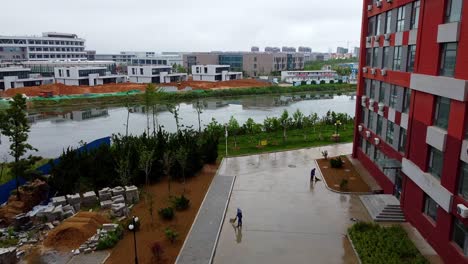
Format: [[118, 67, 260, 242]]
[[213, 143, 372, 264], [67, 251, 110, 264], [176, 159, 235, 264]]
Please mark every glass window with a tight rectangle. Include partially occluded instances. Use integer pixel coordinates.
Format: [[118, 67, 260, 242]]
[[385, 11, 392, 34], [446, 0, 463, 23], [423, 194, 438, 222], [411, 1, 421, 29], [389, 85, 398, 108], [397, 6, 406, 32], [366, 48, 372, 66], [393, 46, 402, 71], [458, 162, 468, 200], [368, 111, 374, 131], [428, 147, 444, 179], [377, 115, 383, 136], [440, 43, 458, 77], [379, 83, 385, 103], [370, 80, 376, 99], [452, 218, 468, 255], [361, 136, 366, 150], [376, 14, 382, 35], [434, 96, 451, 130], [382, 47, 390, 69], [372, 48, 379, 67], [365, 139, 371, 156], [403, 88, 411, 113], [407, 45, 416, 72], [386, 121, 394, 145], [399, 128, 407, 153], [368, 16, 376, 36]]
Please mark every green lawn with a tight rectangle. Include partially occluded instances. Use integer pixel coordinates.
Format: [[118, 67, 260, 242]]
[[218, 124, 354, 158], [0, 158, 50, 184], [348, 222, 428, 264]]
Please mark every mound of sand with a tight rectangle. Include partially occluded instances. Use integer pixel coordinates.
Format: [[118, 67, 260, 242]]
[[44, 212, 110, 250]]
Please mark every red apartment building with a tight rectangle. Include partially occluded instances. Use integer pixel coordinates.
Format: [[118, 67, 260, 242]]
[[353, 0, 468, 262]]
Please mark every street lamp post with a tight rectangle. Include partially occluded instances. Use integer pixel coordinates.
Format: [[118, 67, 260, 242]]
[[224, 124, 228, 157], [128, 216, 139, 264]]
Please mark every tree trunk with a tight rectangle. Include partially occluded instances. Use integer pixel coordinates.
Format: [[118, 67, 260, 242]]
[[15, 155, 20, 200], [126, 108, 130, 137], [197, 112, 201, 133], [152, 105, 156, 137]]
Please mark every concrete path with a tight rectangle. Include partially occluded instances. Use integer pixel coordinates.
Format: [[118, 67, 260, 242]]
[[213, 143, 372, 264], [67, 251, 110, 264], [176, 159, 235, 264]]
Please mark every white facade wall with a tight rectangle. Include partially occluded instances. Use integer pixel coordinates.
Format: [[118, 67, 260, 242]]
[[127, 65, 186, 84], [191, 65, 242, 82], [54, 67, 123, 86], [281, 70, 338, 84], [1, 68, 54, 90]]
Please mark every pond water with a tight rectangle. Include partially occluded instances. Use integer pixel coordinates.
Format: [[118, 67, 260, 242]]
[[0, 94, 356, 159]]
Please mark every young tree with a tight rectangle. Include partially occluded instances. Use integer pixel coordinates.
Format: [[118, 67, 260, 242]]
[[292, 109, 304, 129], [228, 116, 240, 149], [195, 100, 204, 133], [0, 94, 37, 199], [138, 145, 155, 186], [279, 110, 290, 143], [144, 84, 156, 135], [163, 151, 174, 197], [175, 147, 188, 193], [167, 104, 181, 133], [145, 192, 155, 225]]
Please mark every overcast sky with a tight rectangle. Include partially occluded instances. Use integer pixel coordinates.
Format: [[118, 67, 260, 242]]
[[1, 0, 363, 53]]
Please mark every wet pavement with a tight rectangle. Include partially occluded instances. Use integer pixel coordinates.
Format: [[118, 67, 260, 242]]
[[213, 143, 372, 264]]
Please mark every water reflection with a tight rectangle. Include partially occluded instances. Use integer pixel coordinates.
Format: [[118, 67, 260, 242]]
[[0, 94, 356, 159]]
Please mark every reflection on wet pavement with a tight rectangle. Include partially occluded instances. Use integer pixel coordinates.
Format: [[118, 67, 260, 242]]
[[213, 144, 371, 264]]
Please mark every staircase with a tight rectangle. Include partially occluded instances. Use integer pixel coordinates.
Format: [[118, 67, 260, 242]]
[[360, 194, 406, 222]]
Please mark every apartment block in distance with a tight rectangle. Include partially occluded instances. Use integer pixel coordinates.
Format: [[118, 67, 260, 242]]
[[0, 32, 86, 62], [192, 65, 243, 82], [0, 67, 54, 90], [54, 67, 126, 86], [354, 0, 468, 262], [128, 65, 187, 84]]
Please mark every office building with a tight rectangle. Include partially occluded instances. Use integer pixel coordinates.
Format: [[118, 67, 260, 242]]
[[280, 70, 338, 84], [0, 32, 86, 62], [298, 47, 312, 53], [20, 60, 117, 77], [0, 67, 54, 90], [354, 0, 467, 262], [251, 46, 260, 52], [54, 66, 125, 86], [336, 47, 349, 54], [127, 65, 187, 84], [192, 65, 243, 82], [95, 52, 183, 66]]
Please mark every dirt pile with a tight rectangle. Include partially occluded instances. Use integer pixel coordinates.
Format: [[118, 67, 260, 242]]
[[0, 179, 49, 225], [44, 212, 109, 250]]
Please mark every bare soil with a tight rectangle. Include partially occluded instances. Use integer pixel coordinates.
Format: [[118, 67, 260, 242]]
[[105, 163, 218, 264], [317, 156, 371, 193]]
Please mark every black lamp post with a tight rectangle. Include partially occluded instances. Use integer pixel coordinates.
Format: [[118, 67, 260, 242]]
[[128, 215, 139, 264]]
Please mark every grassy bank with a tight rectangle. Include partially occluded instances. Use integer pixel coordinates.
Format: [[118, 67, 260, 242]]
[[348, 222, 428, 264], [218, 123, 354, 158], [29, 83, 356, 110]]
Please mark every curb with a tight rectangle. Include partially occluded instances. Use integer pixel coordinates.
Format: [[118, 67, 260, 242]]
[[347, 232, 363, 264]]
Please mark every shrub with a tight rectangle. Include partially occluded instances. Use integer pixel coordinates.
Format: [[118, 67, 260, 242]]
[[321, 150, 328, 160], [151, 242, 164, 263], [301, 81, 307, 86], [164, 228, 179, 243], [339, 179, 348, 190], [96, 225, 123, 250], [158, 207, 174, 220], [338, 79, 343, 84], [320, 80, 326, 84], [329, 80, 335, 84], [330, 156, 344, 168], [171, 195, 190, 211]]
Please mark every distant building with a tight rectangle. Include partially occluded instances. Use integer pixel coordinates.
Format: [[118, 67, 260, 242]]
[[280, 70, 338, 84], [0, 67, 54, 90], [192, 65, 243, 82], [20, 60, 117, 77], [298, 47, 312, 53], [353, 47, 360, 58], [336, 47, 349, 54], [95, 52, 183, 66], [281, 47, 296, 52], [264, 47, 281, 53], [0, 32, 86, 62], [54, 66, 125, 86], [251, 46, 260, 52], [127, 65, 187, 84], [86, 50, 96, 61], [63, 109, 109, 121]]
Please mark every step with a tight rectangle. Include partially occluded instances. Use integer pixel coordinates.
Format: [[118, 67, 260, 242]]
[[384, 205, 402, 209], [376, 215, 406, 220], [375, 218, 406, 222], [382, 208, 403, 212]]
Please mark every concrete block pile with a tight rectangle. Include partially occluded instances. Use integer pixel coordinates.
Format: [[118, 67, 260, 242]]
[[111, 186, 125, 197], [0, 247, 17, 264], [73, 223, 119, 255], [111, 203, 128, 217], [51, 196, 67, 207], [98, 187, 112, 201], [66, 193, 81, 211], [13, 214, 32, 231], [81, 191, 98, 207], [125, 185, 139, 204]]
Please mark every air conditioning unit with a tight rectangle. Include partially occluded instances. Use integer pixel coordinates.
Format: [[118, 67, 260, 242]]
[[371, 68, 376, 75], [376, 0, 382, 8], [374, 35, 380, 42], [361, 95, 367, 106], [362, 67, 368, 73], [369, 99, 375, 107], [368, 4, 372, 11], [366, 131, 371, 138], [378, 102, 385, 112], [366, 37, 372, 43], [457, 204, 468, 218], [384, 33, 391, 40], [386, 0, 393, 3], [374, 137, 380, 145], [358, 125, 363, 132], [381, 69, 387, 76]]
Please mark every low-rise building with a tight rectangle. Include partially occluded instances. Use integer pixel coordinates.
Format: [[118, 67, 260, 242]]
[[191, 65, 243, 82], [280, 70, 338, 84], [0, 67, 54, 90], [54, 67, 125, 86], [127, 65, 187, 84]]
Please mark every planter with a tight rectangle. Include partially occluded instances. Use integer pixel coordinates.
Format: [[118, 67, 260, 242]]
[[331, 134, 340, 142]]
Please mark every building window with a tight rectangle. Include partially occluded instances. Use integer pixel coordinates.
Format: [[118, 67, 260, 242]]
[[452, 218, 468, 255], [370, 80, 376, 99], [66, 70, 70, 77], [411, 1, 421, 29], [365, 139, 371, 156], [361, 136, 366, 150], [446, 0, 463, 23], [458, 162, 468, 200], [392, 46, 402, 71], [403, 88, 411, 113], [140, 68, 144, 75], [389, 85, 398, 108], [132, 68, 135, 75], [376, 14, 382, 35], [428, 147, 444, 179], [434, 96, 451, 130], [378, 83, 385, 103], [386, 122, 394, 145], [397, 6, 406, 32], [407, 45, 416, 72], [368, 16, 376, 36], [423, 194, 438, 222], [440, 43, 457, 77], [366, 49, 372, 66], [372, 48, 379, 67], [368, 111, 374, 131], [361, 108, 366, 124], [377, 115, 383, 136], [398, 128, 407, 153], [385, 11, 392, 34], [382, 47, 390, 69]]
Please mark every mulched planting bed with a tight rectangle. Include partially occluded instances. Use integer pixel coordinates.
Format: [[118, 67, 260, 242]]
[[317, 156, 371, 193]]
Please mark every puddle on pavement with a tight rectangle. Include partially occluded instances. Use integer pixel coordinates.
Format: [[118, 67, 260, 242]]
[[288, 164, 296, 168]]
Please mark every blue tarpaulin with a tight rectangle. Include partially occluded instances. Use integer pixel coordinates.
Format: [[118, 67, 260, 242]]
[[0, 177, 26, 204]]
